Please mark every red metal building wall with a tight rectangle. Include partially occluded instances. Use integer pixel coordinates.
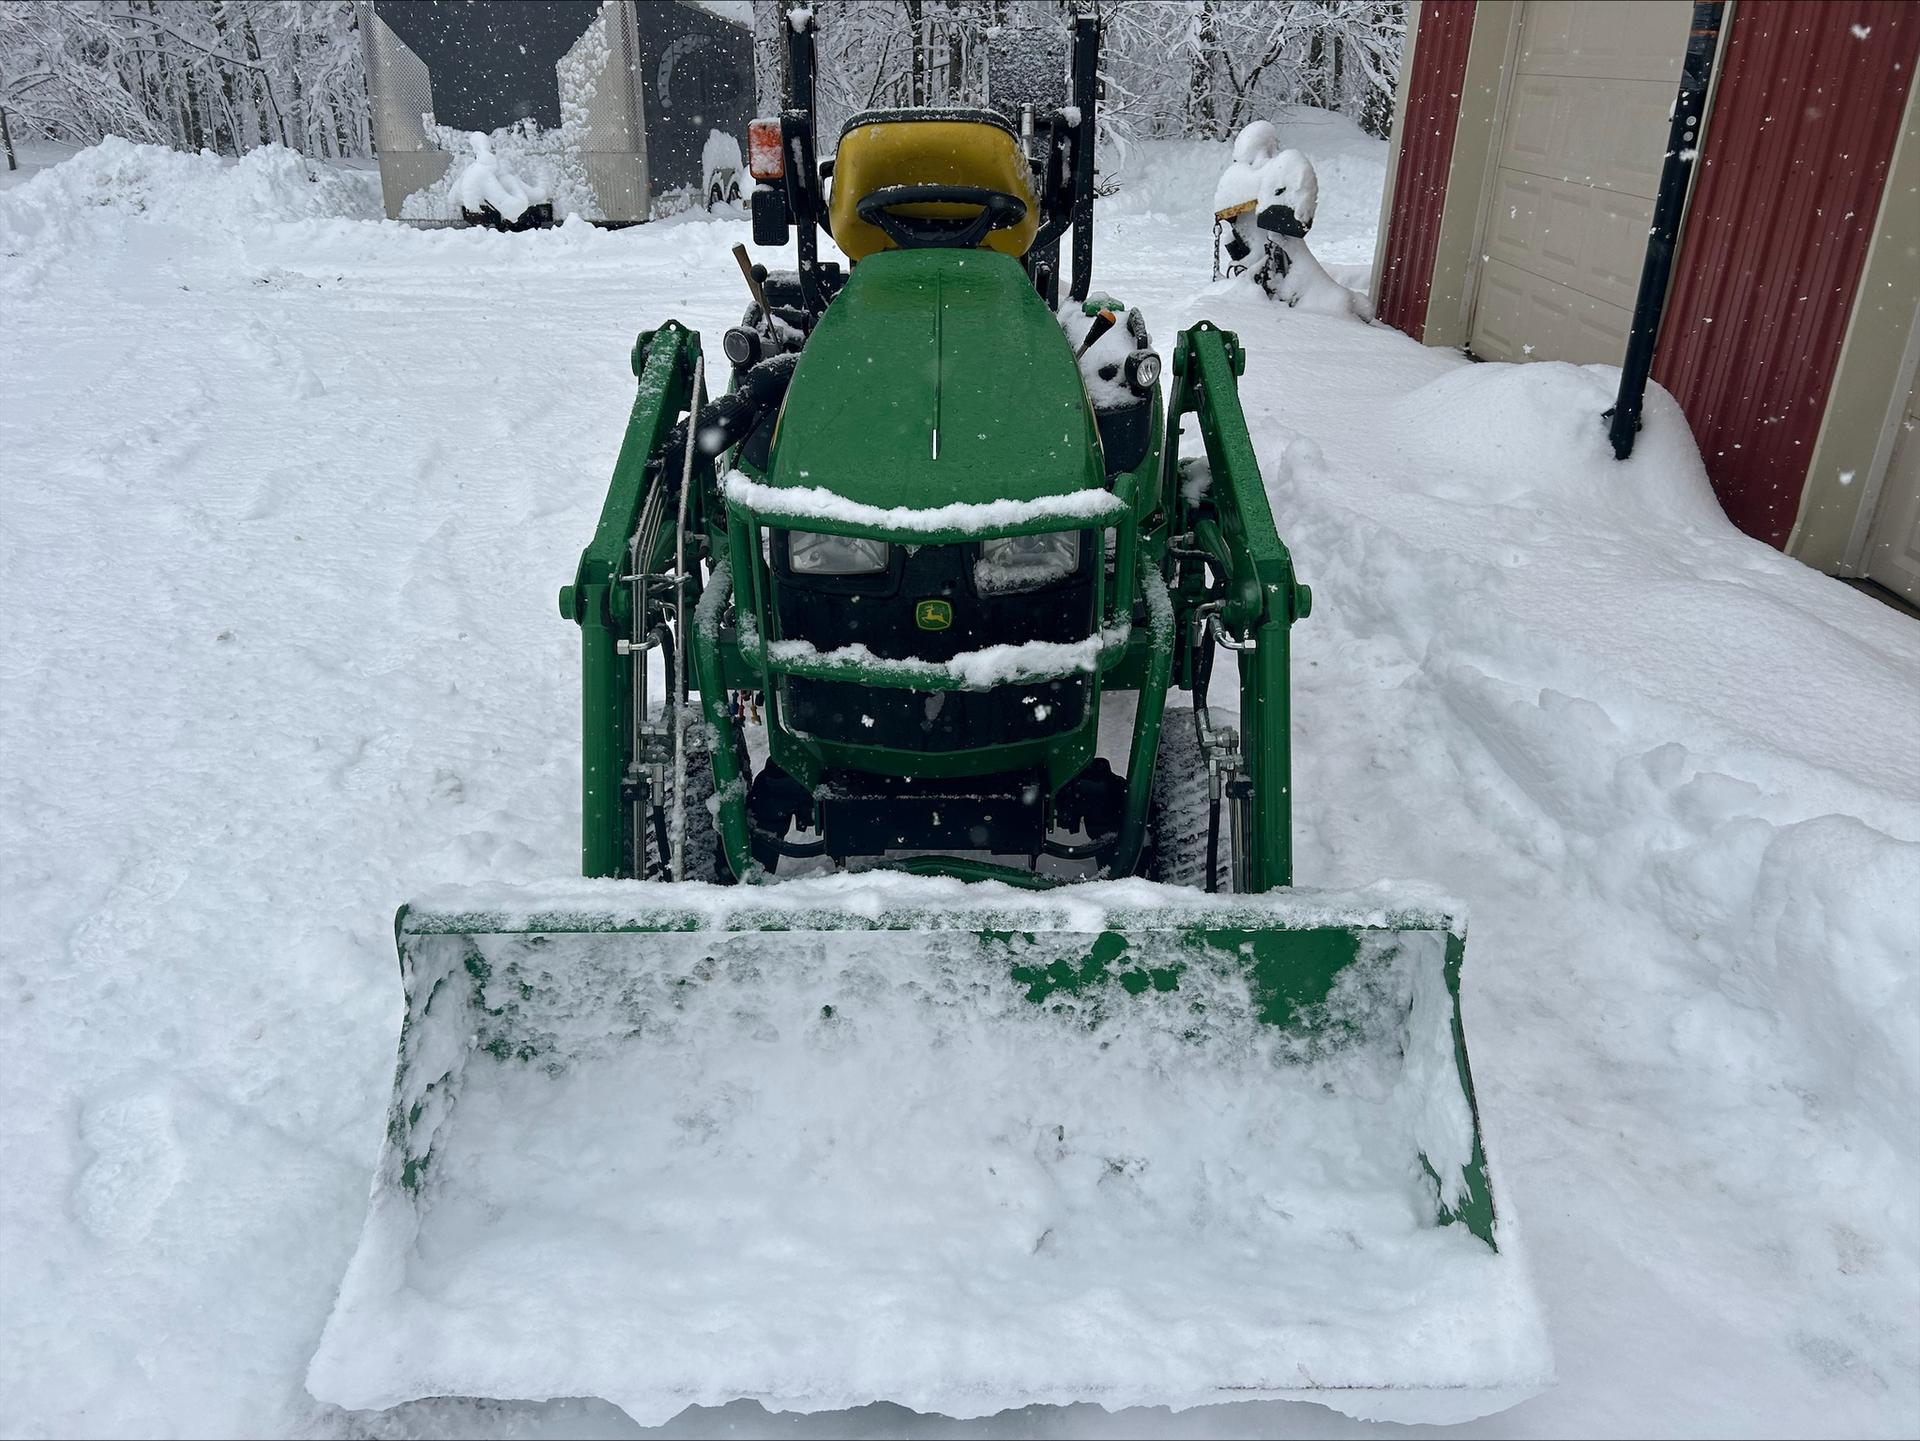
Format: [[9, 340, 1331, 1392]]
[[1654, 1, 1918, 549], [1376, 1, 1478, 338]]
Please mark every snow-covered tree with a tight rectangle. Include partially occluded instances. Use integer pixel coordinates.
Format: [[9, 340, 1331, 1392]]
[[0, 1, 370, 159], [1093, 0, 1404, 143], [0, 1, 1402, 165], [786, 1, 1403, 145]]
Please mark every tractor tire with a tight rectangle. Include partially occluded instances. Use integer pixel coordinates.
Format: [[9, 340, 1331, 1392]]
[[1144, 700, 1230, 891], [644, 704, 731, 883]]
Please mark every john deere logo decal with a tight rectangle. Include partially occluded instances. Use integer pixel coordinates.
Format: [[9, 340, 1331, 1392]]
[[915, 599, 953, 631]]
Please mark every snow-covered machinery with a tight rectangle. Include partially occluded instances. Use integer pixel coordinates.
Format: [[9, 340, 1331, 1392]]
[[1214, 121, 1317, 284], [311, 12, 1546, 1426], [1211, 122, 1372, 319]]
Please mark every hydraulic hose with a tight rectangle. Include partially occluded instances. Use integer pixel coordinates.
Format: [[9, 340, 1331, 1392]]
[[658, 352, 799, 470]]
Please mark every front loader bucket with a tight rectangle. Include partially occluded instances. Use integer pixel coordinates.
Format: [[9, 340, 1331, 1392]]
[[310, 875, 1549, 1426]]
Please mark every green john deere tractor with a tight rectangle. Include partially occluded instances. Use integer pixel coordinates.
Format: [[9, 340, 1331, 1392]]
[[310, 13, 1545, 1427]]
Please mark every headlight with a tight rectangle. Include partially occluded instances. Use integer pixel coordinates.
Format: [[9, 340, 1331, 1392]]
[[975, 530, 1082, 593], [786, 531, 890, 576], [723, 326, 762, 368], [1125, 350, 1161, 392]]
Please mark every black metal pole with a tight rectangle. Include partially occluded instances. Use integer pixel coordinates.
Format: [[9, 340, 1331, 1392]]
[[1068, 14, 1100, 302], [784, 10, 825, 316], [1608, 2, 1724, 460]]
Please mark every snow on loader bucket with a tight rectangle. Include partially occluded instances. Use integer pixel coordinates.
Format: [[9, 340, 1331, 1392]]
[[308, 879, 1548, 1425]]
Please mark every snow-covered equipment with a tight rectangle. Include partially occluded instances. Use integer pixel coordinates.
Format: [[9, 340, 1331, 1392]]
[[451, 131, 553, 231], [312, 11, 1546, 1427], [703, 129, 744, 209], [1213, 123, 1317, 286]]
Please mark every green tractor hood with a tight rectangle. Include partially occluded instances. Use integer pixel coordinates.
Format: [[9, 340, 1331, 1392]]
[[767, 249, 1106, 509]]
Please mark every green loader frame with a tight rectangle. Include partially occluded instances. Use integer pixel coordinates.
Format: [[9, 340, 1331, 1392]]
[[559, 318, 1312, 893]]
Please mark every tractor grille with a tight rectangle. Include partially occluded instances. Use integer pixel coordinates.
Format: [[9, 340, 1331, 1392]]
[[772, 537, 1095, 751], [783, 676, 1088, 752]]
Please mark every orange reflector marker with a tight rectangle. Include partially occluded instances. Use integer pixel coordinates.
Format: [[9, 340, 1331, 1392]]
[[748, 119, 785, 182]]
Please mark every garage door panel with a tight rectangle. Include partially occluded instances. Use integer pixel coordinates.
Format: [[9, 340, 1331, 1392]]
[[1501, 76, 1564, 172], [1515, 0, 1579, 71], [1485, 172, 1559, 284], [1520, 0, 1688, 81], [1475, 259, 1633, 365], [1588, 190, 1656, 301], [1470, 0, 1690, 367], [1863, 384, 1920, 599], [1486, 171, 1653, 311], [1496, 73, 1679, 200], [1485, 170, 1545, 258], [1467, 262, 1539, 361], [1540, 185, 1591, 270], [1591, 79, 1681, 197], [1572, 300, 1634, 365]]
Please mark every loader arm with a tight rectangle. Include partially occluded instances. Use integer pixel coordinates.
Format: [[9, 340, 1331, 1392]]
[[557, 322, 708, 878], [1165, 323, 1314, 892]]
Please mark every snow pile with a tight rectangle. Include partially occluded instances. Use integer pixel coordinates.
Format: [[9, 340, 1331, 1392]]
[[1389, 359, 1727, 527], [1248, 340, 1920, 1435], [401, 121, 597, 223], [1369, 361, 1920, 1148], [0, 137, 374, 284]]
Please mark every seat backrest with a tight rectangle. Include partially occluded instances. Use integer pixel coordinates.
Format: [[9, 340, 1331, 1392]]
[[828, 108, 1040, 263]]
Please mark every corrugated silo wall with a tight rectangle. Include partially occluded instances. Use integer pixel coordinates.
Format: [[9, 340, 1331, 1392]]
[[1375, 2, 1479, 338], [1654, 1, 1919, 549]]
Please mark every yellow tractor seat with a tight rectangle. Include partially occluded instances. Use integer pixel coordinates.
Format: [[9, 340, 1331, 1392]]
[[828, 108, 1040, 263]]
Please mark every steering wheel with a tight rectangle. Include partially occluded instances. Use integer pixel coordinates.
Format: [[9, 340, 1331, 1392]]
[[855, 185, 1029, 250]]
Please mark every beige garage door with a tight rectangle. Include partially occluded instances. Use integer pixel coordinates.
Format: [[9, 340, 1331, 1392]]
[[1862, 374, 1920, 601], [1470, 0, 1692, 365]]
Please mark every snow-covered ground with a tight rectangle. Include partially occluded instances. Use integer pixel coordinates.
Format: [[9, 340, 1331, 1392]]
[[3, 118, 1916, 1439]]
